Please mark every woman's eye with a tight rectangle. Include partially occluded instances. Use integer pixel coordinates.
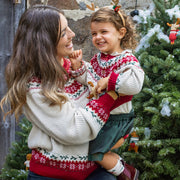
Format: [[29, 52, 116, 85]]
[[61, 32, 66, 37]]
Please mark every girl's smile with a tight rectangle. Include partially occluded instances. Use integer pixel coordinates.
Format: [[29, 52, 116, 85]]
[[91, 21, 123, 54]]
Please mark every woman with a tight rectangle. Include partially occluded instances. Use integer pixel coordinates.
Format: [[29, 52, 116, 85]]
[[0, 5, 119, 180]]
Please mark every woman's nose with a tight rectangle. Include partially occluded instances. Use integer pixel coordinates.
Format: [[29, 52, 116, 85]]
[[68, 27, 75, 38]]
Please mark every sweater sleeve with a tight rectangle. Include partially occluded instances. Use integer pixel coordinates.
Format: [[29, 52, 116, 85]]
[[108, 55, 144, 95], [24, 90, 116, 146], [69, 60, 86, 78], [70, 61, 91, 86]]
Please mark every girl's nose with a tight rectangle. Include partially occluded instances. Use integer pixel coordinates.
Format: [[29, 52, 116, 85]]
[[96, 33, 101, 39]]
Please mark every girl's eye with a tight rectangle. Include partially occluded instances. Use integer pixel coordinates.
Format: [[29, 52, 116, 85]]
[[92, 33, 97, 36], [102, 31, 107, 33]]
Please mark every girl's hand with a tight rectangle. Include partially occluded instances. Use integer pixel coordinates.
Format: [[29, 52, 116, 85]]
[[95, 76, 127, 96], [69, 49, 83, 70], [95, 76, 109, 94]]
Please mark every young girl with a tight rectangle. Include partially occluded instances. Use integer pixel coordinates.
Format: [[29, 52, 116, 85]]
[[69, 6, 144, 180], [0, 5, 119, 180]]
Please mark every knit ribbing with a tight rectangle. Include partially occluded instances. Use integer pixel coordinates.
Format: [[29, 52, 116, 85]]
[[88, 93, 117, 112], [108, 71, 119, 91], [30, 149, 98, 180], [110, 95, 133, 111]]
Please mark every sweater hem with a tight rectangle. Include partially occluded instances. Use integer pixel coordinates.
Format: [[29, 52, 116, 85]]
[[30, 149, 98, 180]]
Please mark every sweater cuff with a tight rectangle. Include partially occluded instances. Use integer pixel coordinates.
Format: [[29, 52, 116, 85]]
[[107, 71, 119, 91], [69, 61, 86, 78], [97, 93, 116, 111], [87, 93, 116, 123]]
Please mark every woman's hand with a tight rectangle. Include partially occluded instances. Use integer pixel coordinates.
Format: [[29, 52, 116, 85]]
[[107, 91, 119, 100], [69, 49, 83, 70]]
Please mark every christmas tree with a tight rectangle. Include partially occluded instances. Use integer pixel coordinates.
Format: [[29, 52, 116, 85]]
[[118, 0, 180, 179], [0, 118, 32, 180]]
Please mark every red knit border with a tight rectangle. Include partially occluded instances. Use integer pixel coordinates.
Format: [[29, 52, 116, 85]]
[[30, 149, 98, 180]]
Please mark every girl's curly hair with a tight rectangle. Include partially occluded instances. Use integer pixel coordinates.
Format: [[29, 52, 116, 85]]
[[91, 7, 138, 50]]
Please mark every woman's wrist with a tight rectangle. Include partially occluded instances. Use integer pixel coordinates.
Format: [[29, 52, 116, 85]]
[[107, 91, 118, 100]]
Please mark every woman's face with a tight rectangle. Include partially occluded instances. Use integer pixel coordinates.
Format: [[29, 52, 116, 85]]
[[56, 14, 75, 60]]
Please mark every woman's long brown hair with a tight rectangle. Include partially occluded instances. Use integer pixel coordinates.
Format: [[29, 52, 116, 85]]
[[0, 5, 69, 120]]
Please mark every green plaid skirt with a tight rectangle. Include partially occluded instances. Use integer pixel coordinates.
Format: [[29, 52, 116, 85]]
[[88, 110, 135, 161]]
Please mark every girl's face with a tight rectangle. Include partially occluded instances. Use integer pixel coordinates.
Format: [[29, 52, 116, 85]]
[[91, 21, 123, 54], [56, 14, 75, 60]]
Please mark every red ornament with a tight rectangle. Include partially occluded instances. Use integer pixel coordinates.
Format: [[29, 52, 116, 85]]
[[167, 18, 180, 45], [128, 131, 139, 153]]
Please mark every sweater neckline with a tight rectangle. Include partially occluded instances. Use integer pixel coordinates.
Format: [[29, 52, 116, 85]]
[[102, 49, 132, 57], [96, 50, 132, 68]]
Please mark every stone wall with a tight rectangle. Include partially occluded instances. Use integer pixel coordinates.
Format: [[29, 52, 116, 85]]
[[28, 0, 151, 60]]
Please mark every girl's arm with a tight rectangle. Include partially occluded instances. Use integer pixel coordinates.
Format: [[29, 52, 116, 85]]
[[69, 49, 89, 85], [69, 49, 83, 70], [105, 54, 144, 95]]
